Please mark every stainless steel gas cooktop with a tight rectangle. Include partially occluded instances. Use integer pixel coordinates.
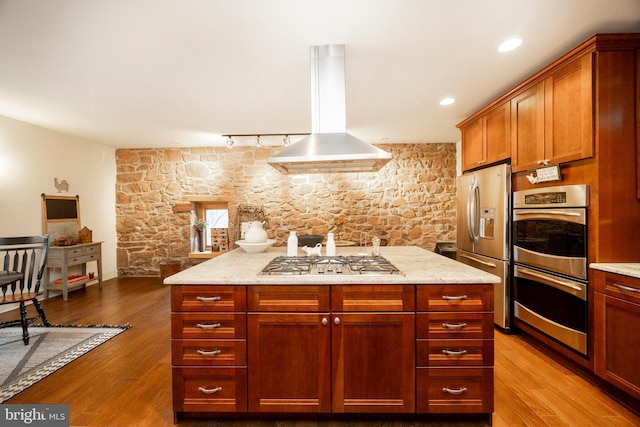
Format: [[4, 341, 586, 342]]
[[260, 255, 403, 276]]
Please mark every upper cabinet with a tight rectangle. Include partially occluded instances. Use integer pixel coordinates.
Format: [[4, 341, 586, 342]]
[[460, 101, 510, 172], [511, 54, 594, 173]]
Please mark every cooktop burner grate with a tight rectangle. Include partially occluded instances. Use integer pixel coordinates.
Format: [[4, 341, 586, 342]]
[[260, 255, 402, 276]]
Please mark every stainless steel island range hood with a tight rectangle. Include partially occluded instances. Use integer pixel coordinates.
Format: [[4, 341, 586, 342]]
[[268, 45, 392, 174]]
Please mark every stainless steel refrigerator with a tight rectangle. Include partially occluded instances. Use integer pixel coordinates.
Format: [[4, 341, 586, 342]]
[[456, 163, 511, 330]]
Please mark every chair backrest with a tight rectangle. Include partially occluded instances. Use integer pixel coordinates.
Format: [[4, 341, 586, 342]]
[[0, 235, 50, 295]]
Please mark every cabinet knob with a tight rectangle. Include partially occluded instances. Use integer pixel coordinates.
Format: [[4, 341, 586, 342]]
[[321, 317, 328, 326], [334, 317, 341, 325]]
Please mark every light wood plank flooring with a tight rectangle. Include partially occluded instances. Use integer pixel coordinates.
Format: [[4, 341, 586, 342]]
[[1, 277, 639, 426]]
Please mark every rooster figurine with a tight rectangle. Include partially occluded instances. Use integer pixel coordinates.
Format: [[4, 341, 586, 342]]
[[54, 178, 69, 193]]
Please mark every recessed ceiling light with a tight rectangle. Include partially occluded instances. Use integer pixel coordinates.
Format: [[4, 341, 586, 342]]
[[498, 38, 522, 53], [439, 97, 455, 106]]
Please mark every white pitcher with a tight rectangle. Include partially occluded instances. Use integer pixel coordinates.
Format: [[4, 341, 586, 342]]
[[244, 221, 268, 243]]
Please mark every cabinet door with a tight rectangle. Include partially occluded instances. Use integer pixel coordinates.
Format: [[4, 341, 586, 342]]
[[511, 82, 545, 172], [461, 117, 484, 171], [544, 53, 593, 166], [460, 102, 510, 172], [594, 291, 640, 400], [484, 101, 511, 165], [331, 312, 415, 413], [247, 313, 331, 413]]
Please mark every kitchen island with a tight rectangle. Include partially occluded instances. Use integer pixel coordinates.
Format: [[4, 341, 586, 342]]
[[166, 246, 499, 422]]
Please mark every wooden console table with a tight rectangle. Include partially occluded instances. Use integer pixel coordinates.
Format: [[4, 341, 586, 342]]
[[45, 242, 103, 300]]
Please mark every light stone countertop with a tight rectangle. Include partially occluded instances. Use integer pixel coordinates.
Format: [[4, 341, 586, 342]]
[[163, 245, 500, 285], [590, 263, 640, 279]]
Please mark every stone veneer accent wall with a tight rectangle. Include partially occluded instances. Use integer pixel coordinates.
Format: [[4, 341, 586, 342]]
[[115, 143, 457, 276]]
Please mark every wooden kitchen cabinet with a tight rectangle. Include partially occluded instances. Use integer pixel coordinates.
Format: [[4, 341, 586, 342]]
[[171, 286, 248, 415], [247, 285, 331, 413], [247, 284, 415, 413], [415, 284, 494, 414], [331, 285, 416, 413], [172, 282, 493, 419], [593, 270, 640, 400], [460, 101, 510, 172], [511, 53, 593, 172]]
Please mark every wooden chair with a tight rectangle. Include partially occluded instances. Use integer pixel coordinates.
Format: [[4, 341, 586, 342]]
[[0, 235, 51, 345]]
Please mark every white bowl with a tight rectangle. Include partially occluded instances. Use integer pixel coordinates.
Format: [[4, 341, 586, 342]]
[[236, 239, 276, 254]]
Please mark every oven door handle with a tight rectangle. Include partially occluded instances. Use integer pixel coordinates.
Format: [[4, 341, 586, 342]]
[[515, 266, 586, 299], [516, 210, 581, 217]]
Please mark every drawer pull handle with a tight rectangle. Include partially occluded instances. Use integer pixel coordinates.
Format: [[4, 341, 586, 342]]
[[442, 349, 468, 356], [196, 296, 222, 302], [442, 322, 467, 330], [442, 387, 467, 395], [197, 349, 222, 356], [612, 283, 640, 294], [198, 386, 222, 394], [196, 323, 222, 329], [442, 295, 467, 301]]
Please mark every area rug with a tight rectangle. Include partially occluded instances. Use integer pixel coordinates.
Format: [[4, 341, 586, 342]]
[[0, 324, 129, 402]]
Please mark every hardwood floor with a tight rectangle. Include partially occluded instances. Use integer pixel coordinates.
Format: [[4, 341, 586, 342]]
[[2, 277, 639, 426]]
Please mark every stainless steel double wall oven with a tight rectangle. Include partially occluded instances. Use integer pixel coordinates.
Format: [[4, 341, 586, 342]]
[[512, 184, 589, 355]]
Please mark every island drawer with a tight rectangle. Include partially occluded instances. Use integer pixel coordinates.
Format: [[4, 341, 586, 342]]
[[172, 339, 247, 366], [171, 313, 247, 339], [416, 339, 493, 367], [416, 367, 493, 413], [331, 284, 415, 311], [416, 284, 493, 312], [416, 312, 494, 339], [247, 285, 330, 312], [172, 286, 246, 312], [173, 367, 247, 413]]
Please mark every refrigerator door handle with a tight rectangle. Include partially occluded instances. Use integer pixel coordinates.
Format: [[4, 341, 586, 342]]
[[468, 179, 480, 242], [458, 253, 497, 268]]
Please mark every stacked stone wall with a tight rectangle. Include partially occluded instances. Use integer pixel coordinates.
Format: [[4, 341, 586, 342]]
[[115, 143, 457, 276]]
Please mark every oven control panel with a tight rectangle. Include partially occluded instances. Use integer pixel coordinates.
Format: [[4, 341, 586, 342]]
[[524, 191, 567, 205], [514, 184, 589, 208]]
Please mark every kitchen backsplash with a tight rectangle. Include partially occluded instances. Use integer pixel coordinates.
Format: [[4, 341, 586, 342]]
[[115, 143, 457, 276]]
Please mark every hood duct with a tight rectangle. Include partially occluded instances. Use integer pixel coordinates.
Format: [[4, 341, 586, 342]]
[[268, 45, 392, 174]]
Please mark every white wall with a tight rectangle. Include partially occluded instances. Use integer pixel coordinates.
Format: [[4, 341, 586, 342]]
[[0, 115, 117, 282]]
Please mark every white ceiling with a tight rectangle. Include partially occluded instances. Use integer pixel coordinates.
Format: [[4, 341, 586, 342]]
[[1, 0, 640, 149]]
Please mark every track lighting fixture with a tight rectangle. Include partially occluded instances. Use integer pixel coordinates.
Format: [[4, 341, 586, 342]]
[[221, 133, 309, 147]]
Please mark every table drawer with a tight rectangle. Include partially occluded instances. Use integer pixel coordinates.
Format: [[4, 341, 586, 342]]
[[416, 339, 493, 367], [173, 367, 247, 413], [172, 286, 246, 312], [171, 313, 246, 339], [67, 253, 99, 266], [416, 367, 493, 413], [416, 284, 493, 312], [416, 312, 494, 339], [172, 339, 247, 366]]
